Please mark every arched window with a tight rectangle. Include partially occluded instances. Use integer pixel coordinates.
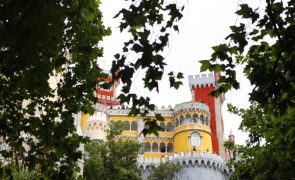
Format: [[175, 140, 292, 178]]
[[123, 121, 130, 131], [190, 132, 201, 147], [159, 122, 165, 132], [131, 121, 137, 131], [193, 114, 198, 123], [200, 115, 205, 124], [160, 142, 166, 153], [167, 143, 173, 153], [175, 118, 179, 127], [145, 142, 151, 152], [166, 122, 173, 132], [179, 115, 184, 125], [185, 114, 191, 124], [152, 142, 158, 152], [205, 116, 209, 126]]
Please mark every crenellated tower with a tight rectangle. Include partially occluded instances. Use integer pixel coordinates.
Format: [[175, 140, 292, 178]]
[[188, 73, 225, 157], [80, 71, 119, 140], [96, 70, 120, 106]]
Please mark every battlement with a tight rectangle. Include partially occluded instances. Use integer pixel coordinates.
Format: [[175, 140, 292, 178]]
[[138, 151, 232, 174], [188, 73, 215, 89]]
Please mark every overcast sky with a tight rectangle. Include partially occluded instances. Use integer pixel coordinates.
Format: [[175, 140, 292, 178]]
[[100, 0, 253, 144]]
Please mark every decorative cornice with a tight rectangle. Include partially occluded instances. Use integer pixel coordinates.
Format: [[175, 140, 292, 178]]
[[174, 101, 210, 115], [115, 135, 137, 139], [106, 109, 173, 117], [144, 136, 173, 141], [173, 127, 212, 138], [138, 151, 233, 174]]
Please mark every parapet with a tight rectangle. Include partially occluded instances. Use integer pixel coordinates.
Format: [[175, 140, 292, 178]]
[[138, 151, 233, 175], [174, 101, 210, 115], [188, 73, 215, 89]]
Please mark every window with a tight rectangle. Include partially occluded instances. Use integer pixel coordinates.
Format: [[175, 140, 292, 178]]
[[123, 121, 130, 131], [152, 142, 158, 152], [175, 118, 179, 127], [167, 143, 173, 153], [200, 115, 205, 124], [160, 142, 166, 153], [190, 132, 201, 147], [145, 142, 151, 152], [205, 116, 209, 125], [166, 122, 173, 132], [131, 121, 137, 131], [193, 114, 198, 123], [179, 115, 184, 125], [159, 122, 165, 132], [185, 114, 191, 124]]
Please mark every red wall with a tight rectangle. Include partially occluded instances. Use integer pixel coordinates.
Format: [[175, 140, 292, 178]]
[[193, 85, 220, 154], [96, 77, 119, 106]]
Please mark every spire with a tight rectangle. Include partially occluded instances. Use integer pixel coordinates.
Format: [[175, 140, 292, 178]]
[[229, 129, 233, 136], [228, 129, 235, 143]]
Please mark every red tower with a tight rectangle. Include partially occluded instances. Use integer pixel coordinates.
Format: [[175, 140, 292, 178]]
[[96, 71, 120, 107], [189, 73, 225, 157]]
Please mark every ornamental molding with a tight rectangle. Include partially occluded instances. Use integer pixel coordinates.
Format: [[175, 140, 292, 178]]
[[174, 102, 210, 115], [138, 151, 233, 174], [144, 136, 173, 141], [115, 135, 137, 139], [104, 102, 209, 118], [106, 109, 173, 117], [173, 127, 212, 138]]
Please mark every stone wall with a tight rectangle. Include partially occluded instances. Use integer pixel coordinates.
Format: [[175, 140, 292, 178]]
[[139, 151, 232, 180]]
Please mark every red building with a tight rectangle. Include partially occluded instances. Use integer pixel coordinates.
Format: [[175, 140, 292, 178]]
[[189, 73, 225, 157]]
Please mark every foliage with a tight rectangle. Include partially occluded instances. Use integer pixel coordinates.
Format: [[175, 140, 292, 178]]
[[0, 0, 110, 178], [147, 161, 182, 180], [201, 0, 295, 179], [111, 0, 185, 136], [0, 164, 37, 180], [83, 121, 142, 180], [0, 0, 184, 178]]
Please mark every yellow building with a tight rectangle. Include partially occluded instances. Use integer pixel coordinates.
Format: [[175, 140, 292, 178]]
[[77, 73, 234, 179], [77, 73, 229, 160], [79, 101, 213, 160]]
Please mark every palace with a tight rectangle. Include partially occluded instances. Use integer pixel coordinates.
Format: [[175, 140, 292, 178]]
[[76, 72, 234, 179]]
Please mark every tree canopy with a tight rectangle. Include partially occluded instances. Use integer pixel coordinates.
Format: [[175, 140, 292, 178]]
[[201, 0, 295, 179], [0, 0, 183, 178], [83, 121, 142, 180]]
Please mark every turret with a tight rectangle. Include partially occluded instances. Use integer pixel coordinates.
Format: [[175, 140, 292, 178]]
[[173, 102, 213, 154], [228, 129, 235, 143], [80, 70, 119, 139], [84, 111, 108, 140], [96, 70, 120, 106], [189, 73, 225, 157], [225, 129, 235, 160]]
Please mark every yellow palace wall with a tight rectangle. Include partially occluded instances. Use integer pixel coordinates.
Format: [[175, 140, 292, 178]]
[[82, 111, 213, 159], [81, 113, 91, 132], [173, 130, 212, 153]]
